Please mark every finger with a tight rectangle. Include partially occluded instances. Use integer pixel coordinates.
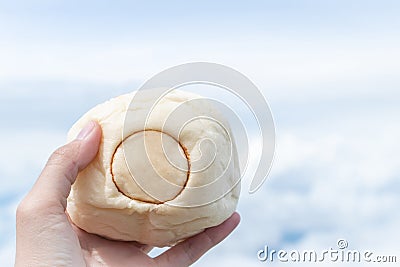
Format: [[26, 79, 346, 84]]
[[73, 223, 156, 266], [156, 212, 240, 267], [24, 121, 102, 212], [72, 221, 153, 254]]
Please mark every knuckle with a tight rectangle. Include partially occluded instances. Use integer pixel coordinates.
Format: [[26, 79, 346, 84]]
[[47, 143, 81, 180], [16, 199, 34, 219], [203, 230, 215, 247], [17, 196, 58, 220], [50, 143, 78, 164], [182, 241, 197, 264], [16, 201, 26, 218]]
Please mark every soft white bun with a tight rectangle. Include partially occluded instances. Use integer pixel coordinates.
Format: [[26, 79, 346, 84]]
[[66, 89, 240, 247]]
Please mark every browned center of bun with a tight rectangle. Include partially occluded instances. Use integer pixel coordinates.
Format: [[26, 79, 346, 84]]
[[111, 130, 190, 203]]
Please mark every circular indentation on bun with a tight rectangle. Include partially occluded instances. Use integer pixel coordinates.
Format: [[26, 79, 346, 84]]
[[66, 90, 242, 247], [111, 130, 190, 203]]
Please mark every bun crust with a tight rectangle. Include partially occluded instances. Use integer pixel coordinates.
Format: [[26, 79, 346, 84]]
[[66, 90, 240, 247]]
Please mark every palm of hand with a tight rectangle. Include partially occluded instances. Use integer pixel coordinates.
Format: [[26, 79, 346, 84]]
[[35, 211, 239, 267], [15, 122, 240, 267], [72, 221, 156, 266]]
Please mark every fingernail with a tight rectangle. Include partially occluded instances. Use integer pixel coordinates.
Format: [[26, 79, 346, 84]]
[[76, 121, 96, 140]]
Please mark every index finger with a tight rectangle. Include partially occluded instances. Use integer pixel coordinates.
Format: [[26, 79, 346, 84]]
[[155, 212, 240, 267]]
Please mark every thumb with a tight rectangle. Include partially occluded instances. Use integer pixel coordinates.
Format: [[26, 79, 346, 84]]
[[25, 121, 102, 212]]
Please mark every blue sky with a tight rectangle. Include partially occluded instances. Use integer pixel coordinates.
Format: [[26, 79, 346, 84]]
[[1, 1, 400, 266], [1, 1, 399, 38]]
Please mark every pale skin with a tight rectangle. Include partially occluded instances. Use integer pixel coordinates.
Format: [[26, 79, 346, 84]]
[[15, 121, 240, 267]]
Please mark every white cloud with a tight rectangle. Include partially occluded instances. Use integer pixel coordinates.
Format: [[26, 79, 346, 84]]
[[225, 106, 400, 264], [0, 35, 399, 101]]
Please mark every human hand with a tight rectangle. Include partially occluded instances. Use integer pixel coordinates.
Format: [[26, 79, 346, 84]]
[[15, 121, 240, 267]]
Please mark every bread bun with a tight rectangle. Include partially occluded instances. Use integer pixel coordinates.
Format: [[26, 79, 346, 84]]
[[66, 89, 240, 247]]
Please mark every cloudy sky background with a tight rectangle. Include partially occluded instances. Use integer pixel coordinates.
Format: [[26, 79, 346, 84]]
[[1, 0, 400, 266]]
